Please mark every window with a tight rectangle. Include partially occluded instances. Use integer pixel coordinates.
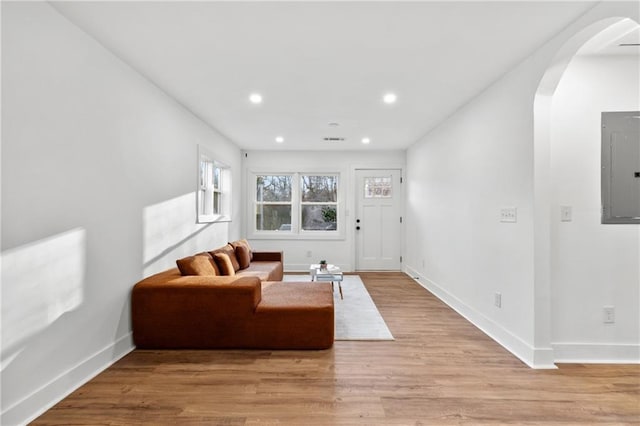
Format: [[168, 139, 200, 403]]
[[197, 145, 231, 223], [251, 172, 341, 237], [255, 175, 292, 231], [364, 176, 392, 198], [301, 175, 338, 231]]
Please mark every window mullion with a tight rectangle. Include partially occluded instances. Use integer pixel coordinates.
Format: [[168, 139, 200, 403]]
[[292, 172, 300, 233]]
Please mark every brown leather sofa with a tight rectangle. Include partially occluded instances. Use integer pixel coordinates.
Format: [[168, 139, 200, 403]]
[[132, 245, 334, 350]]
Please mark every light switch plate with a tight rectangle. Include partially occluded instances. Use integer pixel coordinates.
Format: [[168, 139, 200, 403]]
[[500, 207, 517, 223]]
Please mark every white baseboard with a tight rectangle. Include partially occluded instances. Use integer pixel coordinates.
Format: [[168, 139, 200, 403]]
[[2, 333, 134, 426], [552, 343, 640, 364], [404, 265, 556, 369]]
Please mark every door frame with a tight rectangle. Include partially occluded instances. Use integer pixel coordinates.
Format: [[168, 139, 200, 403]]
[[351, 166, 405, 272]]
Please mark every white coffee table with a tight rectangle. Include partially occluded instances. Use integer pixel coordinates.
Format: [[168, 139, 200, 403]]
[[309, 264, 343, 299]]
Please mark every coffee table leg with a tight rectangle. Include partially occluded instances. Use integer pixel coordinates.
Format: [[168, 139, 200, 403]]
[[330, 281, 342, 299]]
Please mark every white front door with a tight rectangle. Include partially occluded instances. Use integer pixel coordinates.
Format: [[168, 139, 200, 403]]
[[355, 169, 402, 270]]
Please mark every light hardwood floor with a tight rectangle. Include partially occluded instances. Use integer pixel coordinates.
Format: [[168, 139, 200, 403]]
[[33, 272, 639, 425]]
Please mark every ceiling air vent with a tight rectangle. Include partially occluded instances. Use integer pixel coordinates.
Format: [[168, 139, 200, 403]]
[[323, 137, 345, 142]]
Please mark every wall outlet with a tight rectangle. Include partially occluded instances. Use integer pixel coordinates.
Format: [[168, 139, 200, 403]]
[[560, 205, 572, 222], [500, 207, 517, 223], [306, 250, 312, 258], [494, 292, 502, 308], [603, 306, 615, 324]]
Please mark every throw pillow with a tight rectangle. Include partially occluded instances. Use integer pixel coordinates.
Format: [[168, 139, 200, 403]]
[[230, 239, 253, 261], [235, 245, 251, 270], [209, 244, 240, 272], [176, 253, 218, 276], [213, 253, 236, 276]]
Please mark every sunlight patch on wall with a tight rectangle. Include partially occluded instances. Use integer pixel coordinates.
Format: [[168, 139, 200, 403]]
[[143, 192, 226, 276], [1, 228, 86, 369]]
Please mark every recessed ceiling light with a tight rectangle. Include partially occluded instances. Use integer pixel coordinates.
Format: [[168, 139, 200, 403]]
[[361, 137, 371, 144], [383, 93, 397, 104], [275, 136, 284, 143], [249, 93, 263, 104]]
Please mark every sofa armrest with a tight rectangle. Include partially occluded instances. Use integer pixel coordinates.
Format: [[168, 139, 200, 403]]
[[252, 251, 283, 262], [131, 275, 263, 348], [132, 275, 262, 318]]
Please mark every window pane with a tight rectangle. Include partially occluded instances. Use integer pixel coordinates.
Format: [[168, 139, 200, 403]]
[[301, 175, 337, 202], [301, 205, 337, 231], [256, 175, 292, 202], [213, 167, 221, 190], [256, 205, 292, 231], [213, 192, 221, 214], [364, 176, 392, 198]]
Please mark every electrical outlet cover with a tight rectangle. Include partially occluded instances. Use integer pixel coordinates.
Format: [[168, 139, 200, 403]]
[[603, 306, 615, 324], [560, 205, 572, 222]]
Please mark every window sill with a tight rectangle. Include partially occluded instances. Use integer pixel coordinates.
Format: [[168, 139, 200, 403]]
[[197, 214, 231, 224], [248, 231, 345, 241]]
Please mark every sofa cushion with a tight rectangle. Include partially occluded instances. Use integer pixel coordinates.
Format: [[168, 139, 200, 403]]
[[236, 268, 270, 282], [176, 253, 219, 276], [210, 244, 240, 272], [213, 252, 236, 276], [239, 261, 283, 281], [231, 239, 253, 261], [235, 245, 252, 270], [253, 282, 334, 349]]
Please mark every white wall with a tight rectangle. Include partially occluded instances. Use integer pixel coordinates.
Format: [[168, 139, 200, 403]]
[[242, 150, 405, 271], [404, 3, 639, 368], [1, 3, 242, 424], [405, 65, 537, 364], [550, 55, 640, 362]]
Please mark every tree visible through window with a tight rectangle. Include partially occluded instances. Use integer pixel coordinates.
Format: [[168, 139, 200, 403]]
[[255, 175, 292, 231], [301, 175, 338, 231], [253, 173, 339, 234]]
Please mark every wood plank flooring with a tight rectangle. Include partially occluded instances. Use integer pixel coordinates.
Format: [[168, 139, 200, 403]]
[[33, 272, 640, 425]]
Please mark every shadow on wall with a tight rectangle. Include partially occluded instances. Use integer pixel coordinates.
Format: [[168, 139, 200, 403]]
[[143, 192, 222, 276], [1, 228, 86, 370]]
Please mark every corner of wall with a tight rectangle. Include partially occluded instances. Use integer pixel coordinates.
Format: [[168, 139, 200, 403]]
[[404, 264, 557, 369]]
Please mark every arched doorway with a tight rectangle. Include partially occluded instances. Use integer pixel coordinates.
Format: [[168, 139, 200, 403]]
[[534, 18, 640, 364]]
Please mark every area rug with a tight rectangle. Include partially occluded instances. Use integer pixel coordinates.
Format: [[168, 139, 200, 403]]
[[283, 274, 394, 341]]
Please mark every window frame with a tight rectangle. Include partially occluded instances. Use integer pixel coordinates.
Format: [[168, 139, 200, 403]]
[[255, 174, 295, 232], [248, 170, 344, 240], [196, 145, 232, 224], [299, 174, 339, 233]]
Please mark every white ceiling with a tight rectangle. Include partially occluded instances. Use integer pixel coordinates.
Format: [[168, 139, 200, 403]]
[[51, 1, 604, 151]]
